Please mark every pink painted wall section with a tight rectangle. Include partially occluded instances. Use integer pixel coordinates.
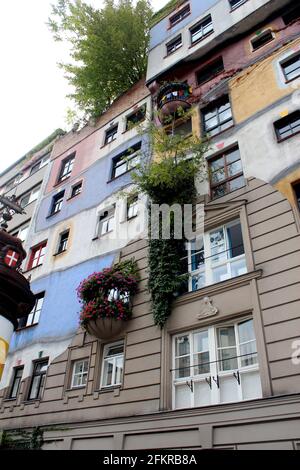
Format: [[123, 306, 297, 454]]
[[46, 79, 150, 194]]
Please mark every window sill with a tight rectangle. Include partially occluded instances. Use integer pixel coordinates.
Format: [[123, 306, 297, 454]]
[[164, 45, 183, 59], [53, 176, 71, 188], [65, 386, 86, 392], [16, 323, 38, 332], [100, 138, 117, 149], [189, 30, 214, 50], [175, 270, 263, 306], [107, 167, 134, 183], [46, 210, 61, 219], [276, 129, 300, 143], [53, 249, 67, 257], [23, 264, 43, 275], [203, 124, 235, 140]]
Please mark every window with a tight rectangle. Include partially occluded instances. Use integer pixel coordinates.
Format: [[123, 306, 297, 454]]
[[104, 125, 118, 145], [251, 30, 274, 51], [208, 146, 245, 199], [125, 105, 146, 131], [229, 0, 247, 10], [274, 111, 300, 142], [28, 242, 47, 270], [30, 154, 50, 175], [294, 183, 300, 211], [127, 195, 139, 220], [190, 15, 213, 45], [71, 359, 89, 388], [50, 191, 64, 215], [57, 230, 69, 254], [28, 360, 48, 400], [197, 57, 224, 86], [18, 292, 45, 328], [111, 142, 141, 179], [169, 4, 190, 27], [20, 185, 40, 208], [173, 318, 261, 409], [11, 224, 29, 243], [185, 219, 247, 292], [5, 174, 25, 192], [9, 367, 23, 399], [99, 208, 115, 236], [166, 118, 192, 136], [202, 96, 233, 137], [166, 35, 182, 55], [101, 342, 124, 388], [282, 4, 300, 25], [71, 182, 82, 198], [57, 154, 75, 182], [281, 53, 300, 82]]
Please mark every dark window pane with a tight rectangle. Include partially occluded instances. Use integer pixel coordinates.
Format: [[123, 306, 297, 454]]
[[251, 30, 274, 51], [227, 223, 245, 258], [282, 5, 300, 25], [197, 57, 224, 86], [167, 35, 182, 55], [274, 111, 300, 141], [105, 125, 118, 145], [170, 4, 190, 26]]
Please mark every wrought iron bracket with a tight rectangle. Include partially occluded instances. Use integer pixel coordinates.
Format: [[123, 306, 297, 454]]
[[233, 370, 241, 385]]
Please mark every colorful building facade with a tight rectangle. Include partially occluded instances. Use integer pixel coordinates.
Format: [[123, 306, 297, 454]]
[[1, 0, 300, 450]]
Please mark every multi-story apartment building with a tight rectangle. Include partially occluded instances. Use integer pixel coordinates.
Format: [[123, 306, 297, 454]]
[[1, 0, 300, 450]]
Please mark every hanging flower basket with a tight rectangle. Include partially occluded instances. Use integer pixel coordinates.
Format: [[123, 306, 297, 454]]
[[77, 259, 139, 340]]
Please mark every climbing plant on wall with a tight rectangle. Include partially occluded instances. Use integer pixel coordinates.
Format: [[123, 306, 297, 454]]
[[131, 108, 209, 327]]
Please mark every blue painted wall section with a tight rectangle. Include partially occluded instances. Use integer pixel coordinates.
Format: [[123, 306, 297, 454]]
[[10, 253, 114, 352], [35, 135, 149, 232]]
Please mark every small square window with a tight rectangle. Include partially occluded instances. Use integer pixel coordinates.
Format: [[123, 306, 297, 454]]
[[71, 182, 82, 198], [202, 96, 233, 137], [274, 111, 300, 142], [101, 342, 124, 388], [57, 154, 75, 183], [125, 105, 146, 131], [165, 118, 192, 136], [28, 242, 47, 270], [169, 4, 190, 27], [9, 367, 23, 399], [281, 53, 300, 82], [104, 125, 118, 145], [71, 359, 89, 388], [57, 230, 69, 254], [251, 30, 274, 51], [197, 57, 224, 86], [190, 15, 213, 45], [111, 142, 141, 179], [18, 292, 45, 329], [50, 191, 64, 215], [166, 35, 182, 55]]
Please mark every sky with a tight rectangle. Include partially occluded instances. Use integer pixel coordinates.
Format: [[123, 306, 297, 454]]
[[0, 0, 168, 174]]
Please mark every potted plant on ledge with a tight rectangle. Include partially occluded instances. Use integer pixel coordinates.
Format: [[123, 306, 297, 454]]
[[77, 259, 139, 340]]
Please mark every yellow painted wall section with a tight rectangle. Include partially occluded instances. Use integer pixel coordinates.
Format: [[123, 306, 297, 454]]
[[230, 38, 300, 124], [274, 167, 300, 207]]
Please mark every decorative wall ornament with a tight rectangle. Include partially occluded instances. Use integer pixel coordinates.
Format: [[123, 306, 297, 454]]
[[197, 297, 218, 320]]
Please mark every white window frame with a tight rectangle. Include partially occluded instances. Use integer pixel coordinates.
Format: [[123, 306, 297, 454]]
[[190, 15, 213, 45], [99, 208, 115, 236], [186, 219, 247, 292], [20, 185, 40, 208], [71, 359, 89, 389], [25, 293, 45, 327], [100, 341, 124, 389], [172, 317, 261, 410], [127, 196, 139, 219]]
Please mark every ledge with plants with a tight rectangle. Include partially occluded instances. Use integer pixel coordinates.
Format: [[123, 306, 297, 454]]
[[77, 259, 139, 340]]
